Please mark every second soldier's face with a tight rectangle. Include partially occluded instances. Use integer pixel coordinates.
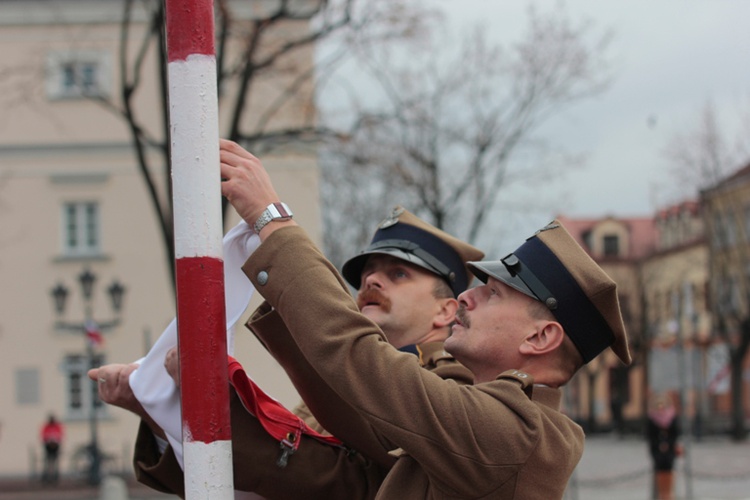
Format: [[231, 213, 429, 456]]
[[357, 255, 450, 348], [445, 277, 538, 382]]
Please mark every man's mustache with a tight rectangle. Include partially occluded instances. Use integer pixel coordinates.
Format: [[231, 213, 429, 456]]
[[357, 288, 392, 312], [455, 305, 470, 328]]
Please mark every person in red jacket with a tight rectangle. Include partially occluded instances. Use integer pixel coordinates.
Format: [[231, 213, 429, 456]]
[[40, 413, 64, 484]]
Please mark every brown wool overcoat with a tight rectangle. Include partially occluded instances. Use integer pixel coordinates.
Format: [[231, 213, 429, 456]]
[[134, 312, 472, 498], [241, 226, 585, 500], [247, 301, 473, 470]]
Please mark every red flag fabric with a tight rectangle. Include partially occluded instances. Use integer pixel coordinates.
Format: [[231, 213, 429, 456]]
[[227, 356, 342, 466], [85, 319, 103, 348]]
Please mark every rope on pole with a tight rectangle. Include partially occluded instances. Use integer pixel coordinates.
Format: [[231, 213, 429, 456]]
[[164, 0, 234, 497]]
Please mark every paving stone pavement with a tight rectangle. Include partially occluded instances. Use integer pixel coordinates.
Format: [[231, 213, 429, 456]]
[[0, 476, 176, 500], [566, 434, 750, 500], [2, 433, 748, 499]]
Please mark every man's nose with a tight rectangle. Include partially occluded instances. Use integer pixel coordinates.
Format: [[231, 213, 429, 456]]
[[457, 287, 476, 309], [362, 271, 384, 289]]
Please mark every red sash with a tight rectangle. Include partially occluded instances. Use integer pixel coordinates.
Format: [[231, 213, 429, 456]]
[[227, 356, 342, 467]]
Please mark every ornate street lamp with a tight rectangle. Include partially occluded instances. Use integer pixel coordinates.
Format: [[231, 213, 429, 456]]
[[107, 281, 126, 313], [78, 268, 96, 301], [50, 267, 126, 486], [50, 283, 69, 315]]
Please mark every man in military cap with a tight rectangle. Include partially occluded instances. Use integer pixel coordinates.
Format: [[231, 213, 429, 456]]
[[241, 204, 483, 470], [90, 193, 484, 496], [218, 139, 631, 498]]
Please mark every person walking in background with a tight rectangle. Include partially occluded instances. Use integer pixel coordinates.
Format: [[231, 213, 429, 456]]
[[40, 413, 64, 484], [647, 393, 681, 500]]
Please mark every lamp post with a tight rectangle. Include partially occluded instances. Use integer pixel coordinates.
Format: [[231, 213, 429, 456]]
[[50, 267, 125, 486]]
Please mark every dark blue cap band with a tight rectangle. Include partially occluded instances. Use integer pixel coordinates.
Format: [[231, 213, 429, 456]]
[[515, 236, 615, 363], [341, 221, 468, 297], [370, 222, 468, 295]]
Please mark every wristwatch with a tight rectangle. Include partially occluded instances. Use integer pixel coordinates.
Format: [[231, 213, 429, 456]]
[[254, 202, 293, 233]]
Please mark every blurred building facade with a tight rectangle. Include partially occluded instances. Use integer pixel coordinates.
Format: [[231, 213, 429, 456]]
[[0, 0, 319, 479], [701, 162, 750, 438], [558, 168, 750, 435], [556, 215, 656, 433]]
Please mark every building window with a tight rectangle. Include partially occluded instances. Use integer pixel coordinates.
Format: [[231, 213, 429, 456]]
[[16, 368, 40, 405], [62, 354, 106, 420], [62, 201, 100, 256], [716, 276, 741, 315], [712, 213, 723, 247], [603, 234, 619, 257], [652, 291, 662, 323], [63, 61, 97, 93], [669, 288, 679, 319], [713, 212, 737, 248], [581, 230, 593, 251], [46, 51, 111, 100], [726, 213, 737, 246]]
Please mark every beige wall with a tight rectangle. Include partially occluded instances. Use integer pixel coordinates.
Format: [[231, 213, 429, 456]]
[[0, 0, 317, 478], [641, 243, 709, 340]]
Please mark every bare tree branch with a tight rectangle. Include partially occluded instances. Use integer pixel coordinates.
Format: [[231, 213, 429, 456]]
[[666, 101, 750, 440], [321, 4, 612, 261]]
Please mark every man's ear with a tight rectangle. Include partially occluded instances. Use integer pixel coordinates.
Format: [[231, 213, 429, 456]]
[[434, 298, 459, 329], [519, 321, 565, 356]]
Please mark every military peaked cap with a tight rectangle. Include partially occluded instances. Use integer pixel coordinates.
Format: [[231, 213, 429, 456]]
[[468, 220, 631, 365], [342, 206, 485, 297]]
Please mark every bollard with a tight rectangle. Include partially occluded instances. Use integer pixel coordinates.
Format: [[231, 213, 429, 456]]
[[99, 475, 128, 500]]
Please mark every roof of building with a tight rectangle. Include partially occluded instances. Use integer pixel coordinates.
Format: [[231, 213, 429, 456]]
[[655, 199, 701, 220], [724, 161, 750, 183], [703, 160, 750, 195], [556, 215, 658, 260]]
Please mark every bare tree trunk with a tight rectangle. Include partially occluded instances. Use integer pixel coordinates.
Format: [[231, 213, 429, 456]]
[[729, 319, 750, 440]]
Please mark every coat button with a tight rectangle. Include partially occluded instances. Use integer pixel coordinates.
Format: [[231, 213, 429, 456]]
[[257, 271, 269, 285]]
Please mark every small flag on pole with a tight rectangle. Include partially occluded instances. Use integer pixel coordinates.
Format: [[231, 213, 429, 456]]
[[85, 319, 103, 348]]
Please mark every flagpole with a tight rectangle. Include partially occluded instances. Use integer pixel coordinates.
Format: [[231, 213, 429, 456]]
[[163, 0, 234, 497]]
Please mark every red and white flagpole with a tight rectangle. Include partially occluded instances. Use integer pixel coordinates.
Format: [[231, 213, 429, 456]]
[[164, 0, 234, 497]]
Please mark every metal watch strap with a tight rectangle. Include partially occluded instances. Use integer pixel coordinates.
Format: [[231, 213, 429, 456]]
[[254, 202, 293, 233]]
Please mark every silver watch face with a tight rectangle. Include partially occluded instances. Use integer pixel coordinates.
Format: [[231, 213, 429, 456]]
[[267, 205, 282, 218], [270, 202, 292, 219]]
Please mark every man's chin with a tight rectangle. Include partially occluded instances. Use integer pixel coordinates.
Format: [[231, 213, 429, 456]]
[[443, 334, 458, 350], [361, 306, 385, 320], [445, 326, 467, 347]]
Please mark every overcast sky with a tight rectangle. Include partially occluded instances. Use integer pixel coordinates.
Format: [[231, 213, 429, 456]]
[[438, 0, 750, 222]]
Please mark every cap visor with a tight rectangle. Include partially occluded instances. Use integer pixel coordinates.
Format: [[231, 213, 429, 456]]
[[342, 248, 437, 289], [467, 261, 538, 300]]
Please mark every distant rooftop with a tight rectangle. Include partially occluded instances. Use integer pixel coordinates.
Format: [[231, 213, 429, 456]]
[[556, 215, 658, 260]]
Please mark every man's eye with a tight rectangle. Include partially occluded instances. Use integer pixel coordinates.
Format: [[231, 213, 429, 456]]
[[394, 270, 408, 279], [489, 288, 498, 296]]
